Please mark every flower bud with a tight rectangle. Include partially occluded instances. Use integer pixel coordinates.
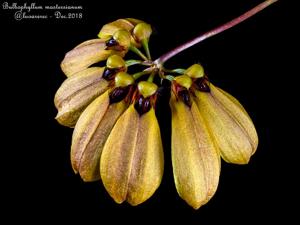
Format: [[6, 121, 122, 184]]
[[113, 30, 131, 50], [106, 55, 126, 69], [138, 81, 158, 98], [174, 75, 192, 89], [185, 64, 204, 78], [115, 72, 134, 87], [133, 23, 152, 42]]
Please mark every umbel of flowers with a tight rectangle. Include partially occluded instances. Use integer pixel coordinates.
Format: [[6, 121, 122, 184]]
[[54, 7, 273, 209]]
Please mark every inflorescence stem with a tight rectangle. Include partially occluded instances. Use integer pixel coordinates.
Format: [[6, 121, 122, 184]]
[[154, 0, 278, 67]]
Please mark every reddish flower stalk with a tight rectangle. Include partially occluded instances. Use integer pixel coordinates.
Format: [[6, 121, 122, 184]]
[[154, 0, 278, 66]]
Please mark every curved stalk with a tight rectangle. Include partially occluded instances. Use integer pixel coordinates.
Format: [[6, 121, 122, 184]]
[[154, 0, 278, 67], [129, 46, 148, 61]]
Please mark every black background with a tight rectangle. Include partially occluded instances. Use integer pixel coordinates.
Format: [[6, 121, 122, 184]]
[[1, 0, 296, 223]]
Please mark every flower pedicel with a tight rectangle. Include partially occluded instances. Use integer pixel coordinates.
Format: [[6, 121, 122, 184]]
[[54, 0, 278, 209]]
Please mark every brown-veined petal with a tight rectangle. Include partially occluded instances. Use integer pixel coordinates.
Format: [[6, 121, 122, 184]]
[[54, 67, 108, 127], [125, 18, 145, 26], [210, 84, 258, 155], [100, 105, 164, 206], [194, 85, 258, 164], [98, 18, 145, 39], [71, 91, 127, 181], [170, 93, 220, 209], [74, 39, 108, 49], [98, 19, 135, 39], [61, 39, 123, 77]]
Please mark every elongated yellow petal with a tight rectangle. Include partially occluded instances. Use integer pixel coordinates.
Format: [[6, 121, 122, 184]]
[[61, 39, 122, 77], [71, 92, 109, 173], [125, 18, 145, 25], [100, 105, 164, 206], [210, 84, 258, 154], [214, 85, 248, 115], [98, 19, 135, 39], [74, 39, 107, 49], [54, 67, 108, 127], [195, 87, 256, 164], [71, 91, 127, 181], [170, 93, 220, 209]]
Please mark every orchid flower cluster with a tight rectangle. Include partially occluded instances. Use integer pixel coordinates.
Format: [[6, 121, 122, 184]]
[[54, 0, 276, 209]]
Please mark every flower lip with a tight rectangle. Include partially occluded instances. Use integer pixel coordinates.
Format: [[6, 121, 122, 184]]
[[105, 30, 131, 51], [103, 67, 119, 81], [171, 78, 192, 107], [103, 55, 127, 81], [134, 95, 152, 115], [109, 86, 131, 104], [178, 90, 192, 107], [106, 37, 118, 47], [194, 77, 210, 92], [134, 81, 158, 115]]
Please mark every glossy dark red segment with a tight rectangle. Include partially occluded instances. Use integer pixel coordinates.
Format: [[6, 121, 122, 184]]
[[134, 96, 151, 115], [109, 86, 130, 104], [178, 90, 192, 107], [105, 37, 118, 47], [195, 78, 210, 92]]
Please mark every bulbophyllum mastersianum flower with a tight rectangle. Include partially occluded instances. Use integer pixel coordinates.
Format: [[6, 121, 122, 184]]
[[100, 81, 163, 205], [54, 0, 277, 209]]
